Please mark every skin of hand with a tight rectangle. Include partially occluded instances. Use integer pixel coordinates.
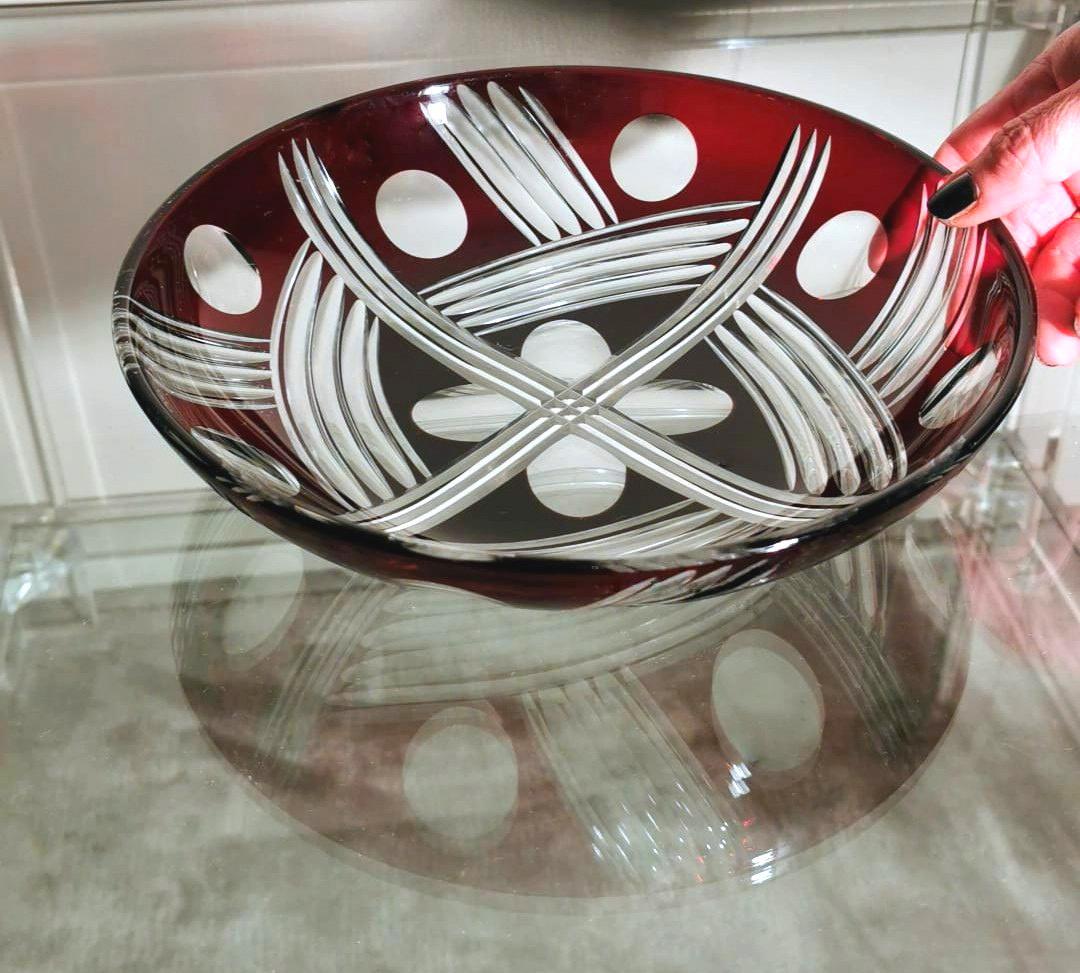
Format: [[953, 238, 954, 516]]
[[932, 23, 1080, 365]]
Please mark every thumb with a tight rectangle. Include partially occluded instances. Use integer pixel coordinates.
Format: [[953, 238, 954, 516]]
[[928, 80, 1080, 226]]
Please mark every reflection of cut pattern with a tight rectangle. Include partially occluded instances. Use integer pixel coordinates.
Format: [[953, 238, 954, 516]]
[[330, 579, 764, 706], [119, 82, 991, 570], [523, 669, 737, 891]]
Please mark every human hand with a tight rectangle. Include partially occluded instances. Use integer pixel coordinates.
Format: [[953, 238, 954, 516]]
[[932, 24, 1080, 365]]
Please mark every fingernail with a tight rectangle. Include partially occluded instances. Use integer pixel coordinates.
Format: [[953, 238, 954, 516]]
[[928, 172, 978, 221]]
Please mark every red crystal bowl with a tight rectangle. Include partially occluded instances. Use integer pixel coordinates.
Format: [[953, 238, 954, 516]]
[[114, 66, 1034, 606]]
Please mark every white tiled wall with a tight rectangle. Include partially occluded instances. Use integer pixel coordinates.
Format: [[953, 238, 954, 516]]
[[0, 0, 1048, 506]]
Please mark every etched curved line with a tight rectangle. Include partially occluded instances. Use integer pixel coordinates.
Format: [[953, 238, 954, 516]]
[[366, 321, 431, 479], [121, 297, 271, 347], [917, 343, 999, 429], [876, 233, 967, 398], [745, 296, 893, 488], [880, 228, 985, 406], [519, 86, 618, 224], [746, 294, 896, 490], [866, 227, 960, 387], [636, 518, 762, 559], [711, 328, 829, 495], [849, 192, 929, 362], [358, 415, 565, 534], [191, 426, 300, 499], [131, 332, 271, 384], [420, 101, 540, 246], [550, 509, 722, 559], [441, 241, 732, 316], [456, 264, 715, 330], [139, 359, 276, 402], [586, 130, 830, 402], [456, 84, 581, 235], [762, 327, 892, 490], [269, 246, 353, 509], [406, 501, 694, 557], [124, 317, 271, 365], [308, 276, 394, 500], [488, 81, 605, 229], [282, 253, 374, 508], [736, 313, 861, 495], [336, 301, 419, 489], [886, 230, 988, 408], [422, 505, 728, 561], [855, 217, 948, 373], [286, 142, 555, 406], [604, 514, 751, 560], [753, 288, 908, 483], [474, 285, 701, 338], [425, 94, 561, 240], [424, 204, 753, 299], [707, 336, 798, 490], [581, 408, 840, 521]]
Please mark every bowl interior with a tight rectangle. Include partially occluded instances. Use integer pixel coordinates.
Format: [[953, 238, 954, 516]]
[[115, 66, 1033, 570]]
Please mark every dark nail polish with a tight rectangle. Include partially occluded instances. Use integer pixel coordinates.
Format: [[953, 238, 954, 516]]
[[928, 172, 977, 220]]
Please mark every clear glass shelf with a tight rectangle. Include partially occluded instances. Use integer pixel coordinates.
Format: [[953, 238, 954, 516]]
[[2, 439, 1078, 970]]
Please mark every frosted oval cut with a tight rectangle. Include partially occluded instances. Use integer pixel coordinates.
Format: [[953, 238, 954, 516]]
[[712, 629, 824, 773], [403, 708, 518, 851], [183, 225, 262, 314], [521, 319, 610, 381], [610, 114, 697, 202], [918, 345, 999, 429], [191, 427, 300, 500], [376, 169, 468, 258], [796, 210, 886, 300], [527, 435, 626, 518]]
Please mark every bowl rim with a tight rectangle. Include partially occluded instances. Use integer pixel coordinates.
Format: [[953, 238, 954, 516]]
[[113, 64, 1037, 580]]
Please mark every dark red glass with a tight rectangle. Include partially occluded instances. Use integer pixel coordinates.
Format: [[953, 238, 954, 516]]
[[114, 66, 1035, 606]]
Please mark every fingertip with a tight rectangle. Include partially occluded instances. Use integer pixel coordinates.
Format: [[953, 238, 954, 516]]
[[928, 171, 981, 225], [1036, 321, 1080, 366]]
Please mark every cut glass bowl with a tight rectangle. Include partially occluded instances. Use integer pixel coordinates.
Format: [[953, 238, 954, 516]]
[[114, 66, 1035, 606]]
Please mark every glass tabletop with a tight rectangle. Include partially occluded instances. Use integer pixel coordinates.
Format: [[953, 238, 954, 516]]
[[2, 440, 1078, 972]]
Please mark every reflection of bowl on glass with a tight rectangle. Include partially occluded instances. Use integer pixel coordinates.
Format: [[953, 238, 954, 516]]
[[174, 510, 969, 899], [116, 67, 1033, 607]]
